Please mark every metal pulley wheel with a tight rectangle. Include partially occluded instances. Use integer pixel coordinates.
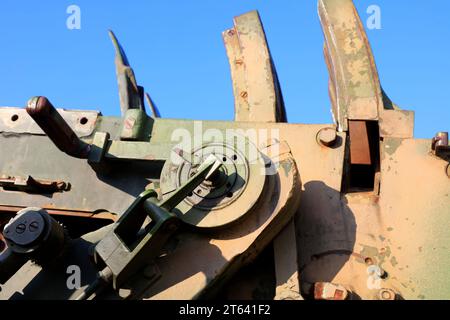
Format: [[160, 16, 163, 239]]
[[160, 136, 267, 229]]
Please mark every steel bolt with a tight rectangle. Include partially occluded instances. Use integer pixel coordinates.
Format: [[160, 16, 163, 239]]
[[378, 288, 396, 300], [29, 221, 40, 232], [318, 128, 338, 147], [432, 132, 449, 150], [15, 223, 26, 234]]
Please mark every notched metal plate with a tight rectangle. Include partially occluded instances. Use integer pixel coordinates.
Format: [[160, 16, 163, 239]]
[[0, 107, 100, 137]]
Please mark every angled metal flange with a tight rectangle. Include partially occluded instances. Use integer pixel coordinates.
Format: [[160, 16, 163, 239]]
[[319, 0, 414, 138], [319, 0, 383, 131], [109, 30, 145, 116], [223, 11, 287, 123]]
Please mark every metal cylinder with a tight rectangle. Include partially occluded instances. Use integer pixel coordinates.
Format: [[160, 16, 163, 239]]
[[26, 96, 90, 159], [432, 132, 449, 150]]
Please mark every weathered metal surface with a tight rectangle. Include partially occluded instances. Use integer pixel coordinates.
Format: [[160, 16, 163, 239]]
[[377, 138, 450, 299], [379, 110, 415, 139], [317, 127, 338, 148], [105, 140, 169, 161], [0, 175, 70, 194], [378, 288, 397, 301], [109, 31, 145, 116], [223, 11, 286, 123], [319, 0, 382, 131], [298, 138, 450, 300], [0, 107, 98, 137], [119, 109, 150, 141], [432, 132, 450, 161], [26, 97, 91, 159], [348, 121, 372, 165], [0, 139, 301, 300], [0, 117, 340, 217], [160, 139, 266, 229], [140, 140, 301, 300], [145, 93, 161, 119], [0, 134, 155, 214], [0, 205, 116, 221], [273, 221, 302, 300], [0, 0, 448, 301], [0, 208, 67, 284], [314, 282, 348, 300], [320, 0, 413, 141]]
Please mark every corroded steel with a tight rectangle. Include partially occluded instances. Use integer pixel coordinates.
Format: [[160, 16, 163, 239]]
[[348, 121, 372, 165], [0, 0, 448, 301]]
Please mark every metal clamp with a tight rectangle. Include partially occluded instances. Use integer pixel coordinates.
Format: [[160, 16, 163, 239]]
[[75, 155, 222, 299]]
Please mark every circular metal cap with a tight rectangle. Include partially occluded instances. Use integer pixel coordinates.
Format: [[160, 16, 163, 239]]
[[3, 208, 47, 248], [160, 138, 266, 229]]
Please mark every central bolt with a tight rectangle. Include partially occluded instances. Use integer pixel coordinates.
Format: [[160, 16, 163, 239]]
[[206, 169, 222, 184], [29, 221, 40, 232]]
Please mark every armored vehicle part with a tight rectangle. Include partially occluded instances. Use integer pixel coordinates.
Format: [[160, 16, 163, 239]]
[[0, 0, 449, 300]]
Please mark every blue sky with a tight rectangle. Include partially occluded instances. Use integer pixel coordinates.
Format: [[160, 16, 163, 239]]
[[0, 1, 448, 138]]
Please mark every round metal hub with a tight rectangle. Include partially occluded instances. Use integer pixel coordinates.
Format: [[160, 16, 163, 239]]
[[3, 209, 47, 247], [180, 143, 248, 210], [160, 138, 267, 229]]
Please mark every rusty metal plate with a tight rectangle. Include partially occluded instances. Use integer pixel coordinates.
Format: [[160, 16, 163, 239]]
[[0, 107, 99, 137], [349, 120, 372, 165]]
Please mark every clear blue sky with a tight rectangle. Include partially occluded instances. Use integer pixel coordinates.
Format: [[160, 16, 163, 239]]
[[0, 1, 448, 138]]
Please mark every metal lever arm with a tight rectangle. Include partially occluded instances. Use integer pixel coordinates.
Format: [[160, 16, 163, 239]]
[[76, 155, 222, 299], [26, 96, 91, 159]]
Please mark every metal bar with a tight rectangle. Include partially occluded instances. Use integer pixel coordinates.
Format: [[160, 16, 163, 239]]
[[319, 0, 382, 130], [223, 11, 286, 123], [26, 96, 91, 159], [105, 141, 171, 162]]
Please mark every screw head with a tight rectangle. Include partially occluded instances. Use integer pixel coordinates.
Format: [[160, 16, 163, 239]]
[[15, 223, 26, 234], [29, 221, 40, 232], [318, 128, 338, 147]]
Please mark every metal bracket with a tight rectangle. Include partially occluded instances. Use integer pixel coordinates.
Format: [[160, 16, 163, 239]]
[[78, 155, 223, 298], [0, 175, 70, 194], [432, 132, 450, 161]]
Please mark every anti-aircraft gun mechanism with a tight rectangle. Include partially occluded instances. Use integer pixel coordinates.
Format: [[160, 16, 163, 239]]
[[0, 0, 449, 300]]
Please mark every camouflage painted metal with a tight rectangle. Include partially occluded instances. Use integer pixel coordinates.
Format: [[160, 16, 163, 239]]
[[0, 0, 448, 300], [223, 11, 286, 123]]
